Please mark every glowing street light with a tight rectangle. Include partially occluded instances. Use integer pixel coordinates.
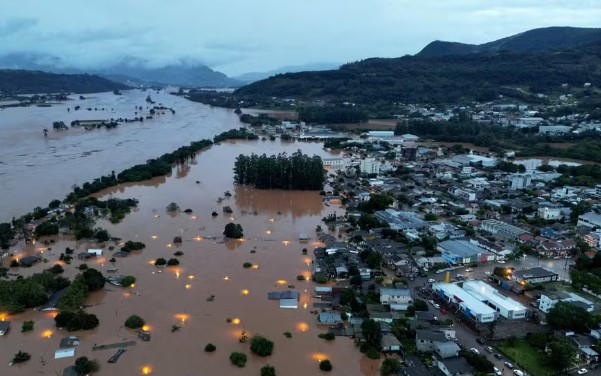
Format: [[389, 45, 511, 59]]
[[141, 365, 152, 374]]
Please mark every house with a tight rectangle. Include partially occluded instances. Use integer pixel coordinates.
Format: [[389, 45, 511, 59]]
[[437, 356, 475, 376], [87, 248, 103, 256], [381, 333, 402, 352], [568, 333, 600, 363], [379, 288, 412, 307], [59, 336, 80, 348], [462, 280, 527, 320], [39, 288, 66, 311], [539, 239, 576, 257], [584, 232, 601, 248], [317, 312, 342, 326], [435, 341, 461, 359], [374, 209, 427, 230], [54, 348, 76, 359], [512, 267, 559, 284], [62, 366, 79, 376], [0, 321, 10, 335], [415, 329, 448, 352], [433, 283, 498, 323], [578, 212, 601, 229], [538, 207, 563, 220], [539, 291, 594, 313], [19, 255, 41, 267]]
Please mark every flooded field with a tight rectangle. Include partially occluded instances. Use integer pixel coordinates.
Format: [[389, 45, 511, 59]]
[[0, 89, 242, 221], [0, 140, 375, 376]]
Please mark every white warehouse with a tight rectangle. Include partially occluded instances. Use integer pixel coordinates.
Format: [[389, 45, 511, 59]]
[[433, 283, 498, 323], [462, 281, 528, 320]]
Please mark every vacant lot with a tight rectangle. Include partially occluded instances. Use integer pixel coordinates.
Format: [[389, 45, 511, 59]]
[[497, 339, 553, 376]]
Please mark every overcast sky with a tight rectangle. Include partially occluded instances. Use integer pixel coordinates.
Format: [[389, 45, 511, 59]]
[[1, 0, 600, 75]]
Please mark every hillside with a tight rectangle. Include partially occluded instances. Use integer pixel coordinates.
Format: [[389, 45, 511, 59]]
[[235, 42, 601, 104], [0, 70, 129, 94], [418, 26, 601, 57]]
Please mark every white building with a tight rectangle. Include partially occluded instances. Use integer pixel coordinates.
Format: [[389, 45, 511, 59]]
[[360, 158, 380, 174], [322, 157, 347, 171], [87, 249, 103, 256], [539, 291, 594, 313], [578, 212, 601, 229], [538, 207, 562, 220], [379, 288, 412, 309], [511, 175, 532, 190], [462, 281, 527, 320], [433, 283, 498, 323]]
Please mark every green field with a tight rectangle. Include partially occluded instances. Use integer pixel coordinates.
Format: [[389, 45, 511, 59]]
[[497, 340, 554, 376]]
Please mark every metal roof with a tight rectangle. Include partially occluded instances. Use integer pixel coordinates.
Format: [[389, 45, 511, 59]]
[[462, 281, 527, 313], [434, 283, 496, 316]]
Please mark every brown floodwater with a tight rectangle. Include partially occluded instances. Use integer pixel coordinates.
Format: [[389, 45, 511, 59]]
[[1, 140, 374, 376], [0, 89, 244, 222]]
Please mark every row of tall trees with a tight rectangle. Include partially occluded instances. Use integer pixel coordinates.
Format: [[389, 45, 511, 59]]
[[233, 151, 325, 190]]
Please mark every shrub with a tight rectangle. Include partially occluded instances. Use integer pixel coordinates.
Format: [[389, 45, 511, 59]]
[[319, 359, 332, 372], [12, 351, 31, 364], [167, 258, 180, 266], [121, 241, 145, 252], [166, 202, 180, 212], [243, 262, 253, 269], [261, 365, 276, 376], [174, 250, 184, 256], [380, 358, 402, 376], [318, 332, 335, 341], [47, 264, 64, 274], [120, 276, 136, 287], [204, 343, 216, 352], [173, 236, 182, 243], [296, 275, 305, 281], [154, 258, 167, 266], [124, 315, 145, 329], [79, 263, 88, 271], [283, 331, 292, 338], [365, 347, 380, 359], [10, 259, 19, 267], [21, 320, 34, 332], [315, 274, 328, 284], [229, 352, 247, 368], [223, 223, 244, 239], [250, 335, 274, 356], [74, 356, 100, 374]]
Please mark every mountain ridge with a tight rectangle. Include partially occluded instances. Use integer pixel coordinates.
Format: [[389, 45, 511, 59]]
[[0, 69, 130, 94]]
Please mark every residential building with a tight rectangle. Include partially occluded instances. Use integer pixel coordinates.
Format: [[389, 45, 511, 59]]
[[480, 220, 528, 240], [539, 291, 594, 313], [578, 212, 601, 229], [435, 341, 461, 359], [583, 232, 601, 248], [360, 158, 380, 174], [437, 356, 475, 376], [415, 329, 448, 352], [317, 312, 343, 326], [512, 267, 559, 284], [374, 209, 427, 230], [381, 333, 402, 352], [379, 288, 412, 308], [538, 207, 563, 220], [511, 174, 532, 190], [538, 239, 577, 257]]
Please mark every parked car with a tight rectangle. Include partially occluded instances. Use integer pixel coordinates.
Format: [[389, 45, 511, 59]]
[[428, 278, 436, 283], [485, 346, 493, 353], [504, 361, 514, 369], [494, 353, 503, 359], [498, 260, 506, 264], [465, 268, 473, 272], [494, 367, 502, 376], [476, 338, 486, 345], [578, 368, 588, 374], [514, 370, 524, 376], [470, 348, 480, 355]]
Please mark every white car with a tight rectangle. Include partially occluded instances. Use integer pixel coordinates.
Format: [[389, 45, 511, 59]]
[[428, 278, 436, 283], [470, 348, 480, 355], [498, 260, 506, 264], [514, 370, 524, 376], [433, 303, 440, 309], [578, 369, 588, 375], [465, 268, 473, 272], [494, 367, 502, 376]]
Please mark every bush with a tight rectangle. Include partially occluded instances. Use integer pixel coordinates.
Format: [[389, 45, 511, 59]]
[[243, 262, 253, 269], [120, 276, 136, 287], [380, 358, 402, 376], [173, 236, 182, 243], [261, 365, 276, 376], [318, 332, 335, 341], [167, 258, 180, 266], [319, 359, 333, 372], [229, 352, 247, 367], [74, 356, 100, 374], [47, 264, 64, 274], [315, 274, 328, 284], [12, 351, 31, 364], [174, 250, 184, 256], [250, 335, 274, 357], [154, 258, 167, 266], [124, 315, 145, 329], [365, 347, 380, 359], [10, 259, 19, 267], [204, 343, 216, 352], [121, 241, 145, 252], [283, 331, 292, 338], [166, 202, 180, 212], [54, 311, 99, 331], [21, 320, 34, 332], [296, 275, 305, 281], [79, 263, 88, 271], [223, 223, 244, 239]]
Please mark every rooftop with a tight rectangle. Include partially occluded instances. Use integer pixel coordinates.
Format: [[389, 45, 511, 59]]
[[433, 283, 497, 316], [462, 280, 527, 312], [438, 240, 487, 258], [513, 267, 558, 280]]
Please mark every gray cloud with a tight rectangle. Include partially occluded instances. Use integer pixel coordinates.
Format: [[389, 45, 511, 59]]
[[0, 0, 599, 75]]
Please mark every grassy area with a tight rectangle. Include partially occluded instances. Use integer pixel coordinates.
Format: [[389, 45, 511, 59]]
[[497, 339, 554, 376]]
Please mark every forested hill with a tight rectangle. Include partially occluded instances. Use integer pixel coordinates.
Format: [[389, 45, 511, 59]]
[[235, 43, 601, 104], [0, 70, 129, 94], [418, 27, 601, 57]]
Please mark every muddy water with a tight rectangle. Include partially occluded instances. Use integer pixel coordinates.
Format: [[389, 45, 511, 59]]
[[1, 140, 374, 376], [0, 89, 243, 222]]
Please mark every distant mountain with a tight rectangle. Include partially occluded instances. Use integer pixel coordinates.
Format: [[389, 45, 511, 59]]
[[418, 26, 601, 57], [235, 41, 601, 104], [0, 69, 129, 94], [0, 53, 242, 88], [234, 63, 340, 83]]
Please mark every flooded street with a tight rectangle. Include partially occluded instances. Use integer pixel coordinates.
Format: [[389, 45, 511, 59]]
[[1, 140, 372, 376], [0, 89, 242, 222]]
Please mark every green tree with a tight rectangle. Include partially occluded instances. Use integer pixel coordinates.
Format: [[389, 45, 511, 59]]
[[82, 268, 105, 291], [0, 222, 15, 249], [319, 359, 333, 372], [361, 319, 382, 352], [120, 276, 136, 287], [548, 339, 576, 371], [229, 352, 247, 368], [250, 335, 274, 356], [21, 320, 34, 332], [223, 223, 244, 239], [380, 358, 402, 376], [12, 350, 31, 363], [547, 302, 592, 333], [124, 315, 145, 329], [261, 365, 276, 376], [204, 343, 216, 352], [74, 356, 100, 375]]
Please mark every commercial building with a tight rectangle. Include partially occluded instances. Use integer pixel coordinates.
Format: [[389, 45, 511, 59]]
[[437, 240, 495, 265], [462, 281, 528, 319], [433, 283, 498, 323], [480, 219, 529, 240], [511, 174, 532, 190], [322, 157, 347, 171], [512, 267, 559, 284], [539, 291, 594, 313], [374, 209, 427, 230], [578, 212, 601, 229], [360, 158, 380, 174]]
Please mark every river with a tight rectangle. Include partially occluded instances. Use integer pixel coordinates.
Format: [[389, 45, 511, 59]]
[[0, 89, 241, 222], [0, 95, 376, 375]]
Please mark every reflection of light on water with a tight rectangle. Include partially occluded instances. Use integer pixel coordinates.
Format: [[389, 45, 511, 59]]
[[188, 275, 195, 280], [269, 218, 275, 223], [175, 271, 181, 279], [265, 230, 271, 235], [229, 216, 235, 221], [141, 365, 152, 374], [190, 215, 197, 220], [166, 243, 172, 248], [303, 257, 312, 264], [297, 322, 309, 332], [151, 235, 158, 240], [130, 283, 136, 288], [312, 353, 328, 362], [0, 312, 8, 321], [276, 280, 287, 285], [148, 259, 155, 265], [42, 329, 53, 338], [142, 325, 151, 332], [194, 236, 202, 241], [251, 264, 259, 269], [232, 318, 241, 325], [241, 289, 249, 295], [185, 284, 192, 289], [95, 257, 107, 264], [283, 240, 290, 246], [175, 313, 189, 324], [47, 311, 59, 318], [223, 275, 230, 281], [303, 303, 308, 309]]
